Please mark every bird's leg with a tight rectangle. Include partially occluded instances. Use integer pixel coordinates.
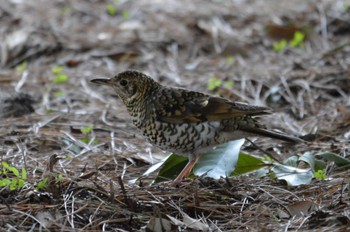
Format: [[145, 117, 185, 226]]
[[174, 154, 201, 183]]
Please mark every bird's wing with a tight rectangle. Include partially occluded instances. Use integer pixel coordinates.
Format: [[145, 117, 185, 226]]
[[155, 88, 272, 124]]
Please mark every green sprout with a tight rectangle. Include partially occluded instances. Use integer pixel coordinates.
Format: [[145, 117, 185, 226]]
[[80, 125, 98, 145], [226, 56, 234, 63], [273, 39, 287, 52], [106, 3, 117, 16], [15, 61, 28, 74], [273, 31, 305, 52], [289, 31, 305, 48], [223, 81, 234, 88], [80, 125, 93, 133], [314, 169, 327, 180], [36, 177, 48, 191], [52, 66, 69, 83], [60, 6, 71, 15], [0, 162, 27, 191], [52, 66, 63, 74], [53, 91, 64, 97], [122, 10, 129, 19], [208, 77, 234, 91], [208, 77, 222, 91]]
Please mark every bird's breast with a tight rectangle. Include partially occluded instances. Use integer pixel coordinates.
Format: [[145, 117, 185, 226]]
[[137, 119, 226, 154]]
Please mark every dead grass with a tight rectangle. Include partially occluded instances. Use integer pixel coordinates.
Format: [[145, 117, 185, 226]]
[[0, 0, 349, 230]]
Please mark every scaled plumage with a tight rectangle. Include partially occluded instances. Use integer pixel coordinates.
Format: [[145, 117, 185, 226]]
[[91, 70, 302, 182]]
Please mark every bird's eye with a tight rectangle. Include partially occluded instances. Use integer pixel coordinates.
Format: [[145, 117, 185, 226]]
[[120, 79, 128, 86]]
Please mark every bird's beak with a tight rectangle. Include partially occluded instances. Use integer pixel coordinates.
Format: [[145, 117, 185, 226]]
[[90, 78, 113, 86]]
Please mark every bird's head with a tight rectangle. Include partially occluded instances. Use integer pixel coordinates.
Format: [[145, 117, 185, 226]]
[[91, 70, 160, 107]]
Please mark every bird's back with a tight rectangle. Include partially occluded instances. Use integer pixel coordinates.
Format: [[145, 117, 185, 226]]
[[129, 86, 268, 154]]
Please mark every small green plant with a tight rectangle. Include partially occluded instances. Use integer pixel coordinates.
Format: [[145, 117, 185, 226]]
[[106, 3, 117, 16], [273, 31, 305, 52], [80, 125, 93, 133], [273, 39, 287, 52], [36, 177, 48, 191], [226, 56, 234, 63], [35, 174, 63, 191], [122, 10, 129, 19], [314, 169, 327, 180], [262, 156, 273, 163], [208, 77, 222, 91], [52, 66, 69, 83], [53, 91, 64, 97], [60, 6, 71, 15], [106, 1, 128, 18], [208, 76, 234, 91], [15, 61, 28, 74], [80, 125, 98, 145], [223, 80, 234, 88], [289, 31, 305, 48], [0, 162, 27, 191]]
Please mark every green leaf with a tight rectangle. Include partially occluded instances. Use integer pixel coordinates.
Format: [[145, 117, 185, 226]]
[[53, 73, 69, 83], [2, 161, 9, 169], [314, 169, 327, 180], [129, 154, 172, 184], [81, 125, 93, 133], [56, 174, 63, 183], [301, 152, 327, 172], [255, 168, 269, 178], [18, 179, 25, 188], [8, 166, 20, 177], [53, 91, 64, 97], [208, 77, 222, 91], [272, 164, 313, 186], [155, 154, 189, 183], [62, 137, 83, 154], [298, 152, 326, 172], [232, 152, 269, 175], [289, 31, 305, 48], [193, 139, 245, 179], [51, 66, 63, 74], [15, 61, 28, 74], [299, 152, 315, 169], [283, 155, 298, 167], [106, 4, 116, 16], [223, 81, 234, 88], [0, 179, 11, 187], [273, 39, 287, 52], [36, 177, 48, 191], [315, 152, 350, 168], [122, 10, 129, 19], [10, 179, 18, 190], [226, 56, 234, 63], [81, 138, 90, 144], [21, 167, 27, 180], [60, 6, 71, 15]]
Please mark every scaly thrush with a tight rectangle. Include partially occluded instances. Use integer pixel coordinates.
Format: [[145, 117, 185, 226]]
[[91, 70, 302, 182]]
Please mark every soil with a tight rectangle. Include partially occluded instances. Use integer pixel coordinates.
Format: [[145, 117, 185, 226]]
[[0, 0, 349, 231]]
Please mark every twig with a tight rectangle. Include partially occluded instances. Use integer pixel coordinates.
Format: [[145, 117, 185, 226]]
[[245, 138, 280, 162]]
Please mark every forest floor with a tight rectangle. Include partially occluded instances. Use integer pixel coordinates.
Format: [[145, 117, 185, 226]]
[[0, 0, 349, 231]]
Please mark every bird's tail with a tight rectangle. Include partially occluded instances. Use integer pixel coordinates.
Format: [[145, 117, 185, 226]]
[[239, 126, 304, 143]]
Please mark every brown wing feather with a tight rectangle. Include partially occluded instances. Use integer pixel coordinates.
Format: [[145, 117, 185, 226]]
[[156, 89, 272, 124]]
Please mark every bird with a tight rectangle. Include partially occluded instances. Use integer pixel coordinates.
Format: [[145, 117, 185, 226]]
[[91, 70, 302, 182]]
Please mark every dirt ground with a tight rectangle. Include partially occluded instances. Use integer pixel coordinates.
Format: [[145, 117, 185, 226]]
[[0, 0, 349, 231]]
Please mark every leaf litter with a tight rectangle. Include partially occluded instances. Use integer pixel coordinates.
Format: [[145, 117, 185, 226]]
[[0, 0, 349, 231]]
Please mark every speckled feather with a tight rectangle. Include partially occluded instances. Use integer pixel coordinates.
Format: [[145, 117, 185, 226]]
[[91, 70, 301, 159]]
